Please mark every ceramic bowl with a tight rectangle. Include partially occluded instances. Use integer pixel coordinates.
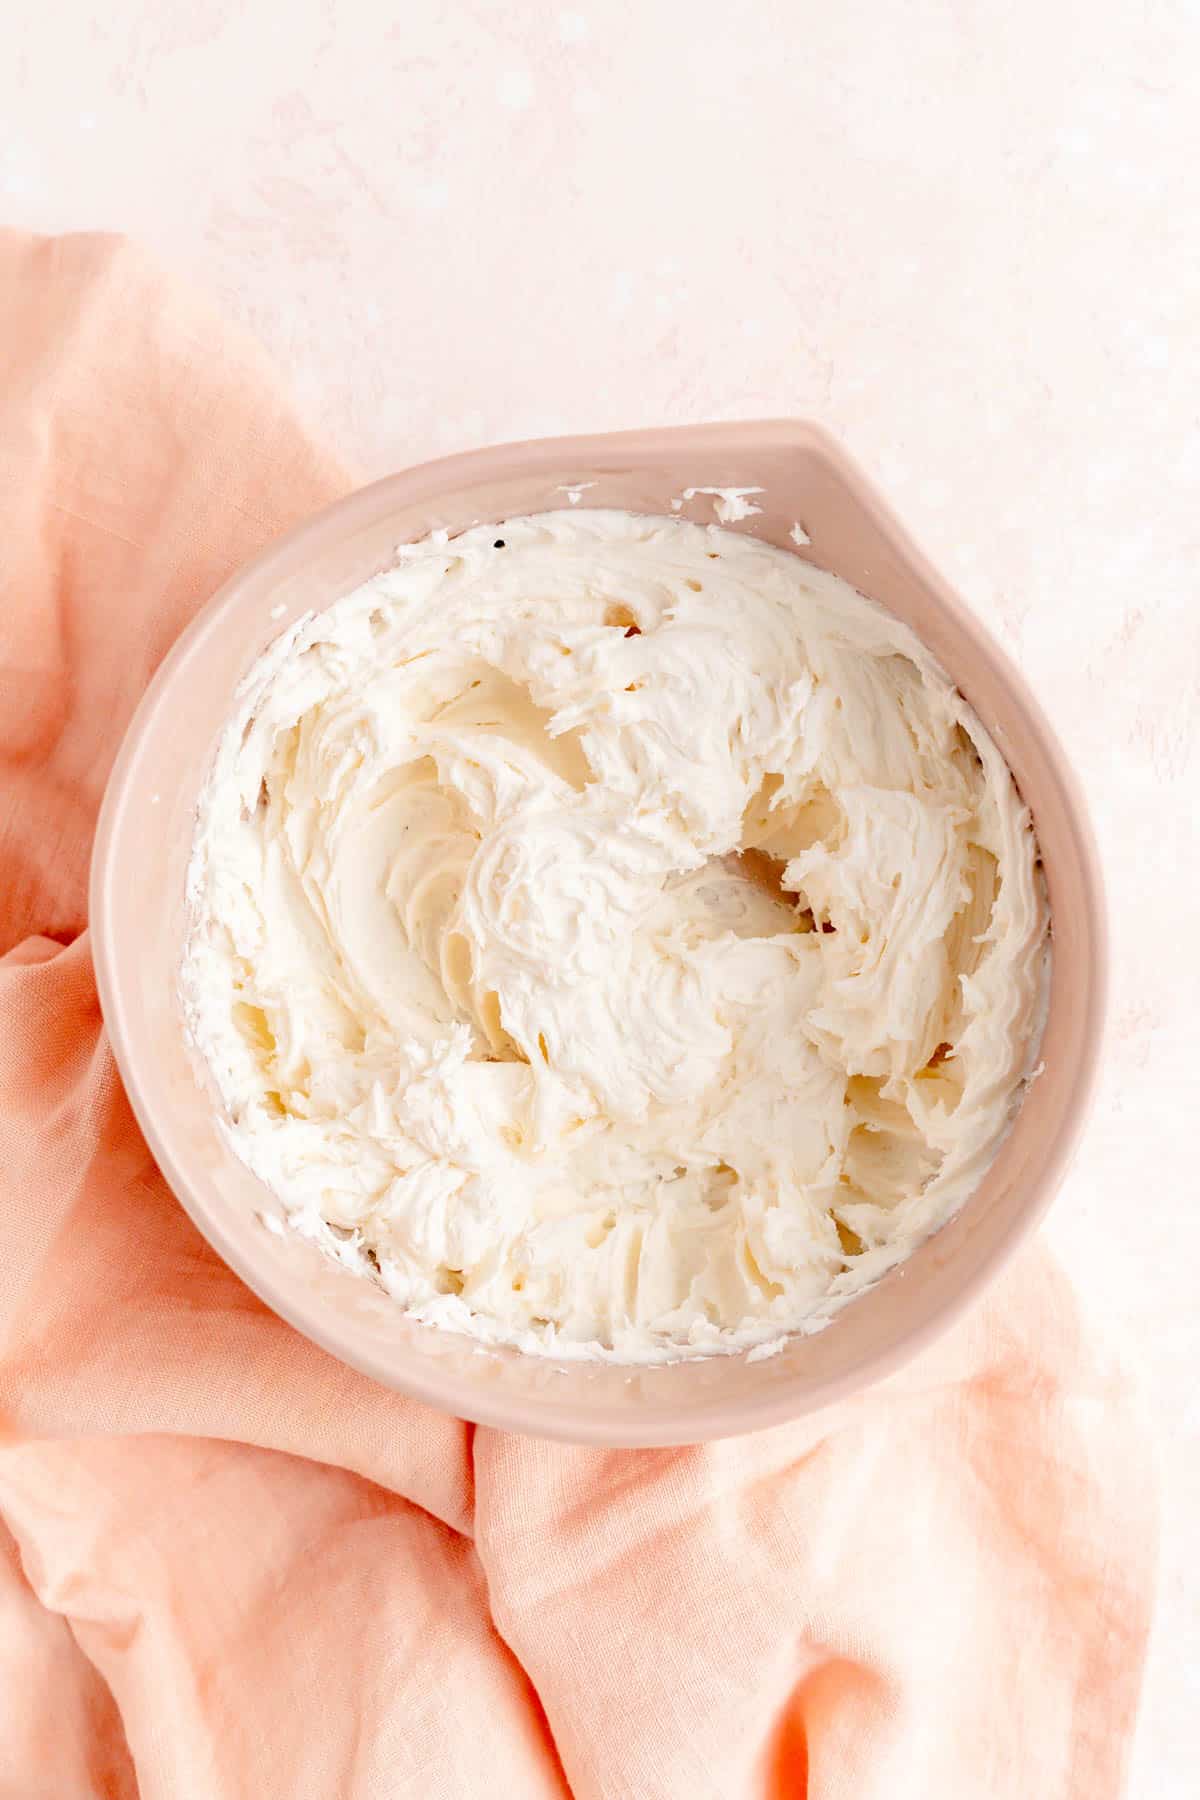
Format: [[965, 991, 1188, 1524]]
[[90, 422, 1105, 1445]]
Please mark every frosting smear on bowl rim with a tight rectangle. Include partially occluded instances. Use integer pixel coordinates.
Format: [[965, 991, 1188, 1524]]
[[181, 510, 1049, 1362]]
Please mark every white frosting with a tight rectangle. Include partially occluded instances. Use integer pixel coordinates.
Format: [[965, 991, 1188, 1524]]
[[679, 486, 764, 522], [671, 486, 764, 523], [181, 510, 1048, 1362]]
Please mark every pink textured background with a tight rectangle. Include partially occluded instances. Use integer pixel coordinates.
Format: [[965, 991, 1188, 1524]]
[[2, 4, 1196, 1789]]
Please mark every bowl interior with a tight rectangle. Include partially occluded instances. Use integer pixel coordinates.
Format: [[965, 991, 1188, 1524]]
[[91, 422, 1104, 1444]]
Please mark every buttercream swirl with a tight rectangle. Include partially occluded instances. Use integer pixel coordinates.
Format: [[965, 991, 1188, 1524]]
[[181, 511, 1048, 1360]]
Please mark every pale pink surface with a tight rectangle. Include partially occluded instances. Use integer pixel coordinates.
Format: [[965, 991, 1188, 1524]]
[[0, 234, 1156, 1798]]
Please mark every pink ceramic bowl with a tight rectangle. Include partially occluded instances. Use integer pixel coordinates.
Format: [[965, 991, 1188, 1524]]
[[90, 422, 1105, 1445]]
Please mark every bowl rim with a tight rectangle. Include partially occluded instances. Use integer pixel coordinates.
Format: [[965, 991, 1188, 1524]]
[[89, 419, 1108, 1444]]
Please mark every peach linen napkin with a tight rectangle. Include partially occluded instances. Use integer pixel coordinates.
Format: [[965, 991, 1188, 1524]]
[[0, 231, 1154, 1800]]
